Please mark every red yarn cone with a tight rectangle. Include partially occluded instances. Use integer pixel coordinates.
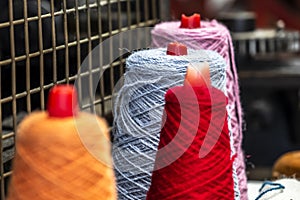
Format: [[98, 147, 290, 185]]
[[146, 85, 235, 199]]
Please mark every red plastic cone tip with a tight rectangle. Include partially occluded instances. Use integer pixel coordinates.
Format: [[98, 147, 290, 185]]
[[180, 13, 201, 29], [184, 63, 211, 87], [167, 42, 188, 56], [47, 85, 79, 118]]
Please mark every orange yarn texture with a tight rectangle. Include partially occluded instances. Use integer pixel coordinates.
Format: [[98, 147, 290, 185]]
[[7, 112, 116, 200]]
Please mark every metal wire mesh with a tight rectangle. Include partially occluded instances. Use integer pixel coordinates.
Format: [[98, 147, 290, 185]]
[[0, 0, 161, 198]]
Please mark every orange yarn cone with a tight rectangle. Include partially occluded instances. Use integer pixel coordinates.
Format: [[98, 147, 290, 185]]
[[7, 85, 116, 200]]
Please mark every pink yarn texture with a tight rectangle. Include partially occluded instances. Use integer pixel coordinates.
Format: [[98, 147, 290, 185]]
[[151, 20, 247, 200]]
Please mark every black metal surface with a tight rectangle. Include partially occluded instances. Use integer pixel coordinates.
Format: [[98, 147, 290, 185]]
[[241, 87, 299, 164], [218, 11, 256, 32]]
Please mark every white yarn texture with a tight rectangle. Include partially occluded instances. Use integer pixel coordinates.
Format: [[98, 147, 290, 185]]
[[112, 48, 227, 200]]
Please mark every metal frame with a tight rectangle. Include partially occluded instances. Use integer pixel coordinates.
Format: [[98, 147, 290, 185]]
[[0, 0, 160, 198]]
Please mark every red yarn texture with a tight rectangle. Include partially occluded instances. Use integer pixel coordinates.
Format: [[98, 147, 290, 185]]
[[147, 86, 235, 200]]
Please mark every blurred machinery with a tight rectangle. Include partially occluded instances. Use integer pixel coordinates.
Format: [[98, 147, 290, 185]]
[[219, 11, 300, 179]]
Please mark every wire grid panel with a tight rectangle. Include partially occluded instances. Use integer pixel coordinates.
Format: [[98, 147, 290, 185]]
[[0, 0, 160, 199]]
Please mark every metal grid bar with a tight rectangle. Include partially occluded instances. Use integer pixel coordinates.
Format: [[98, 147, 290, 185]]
[[24, 0, 32, 113], [38, 0, 45, 110], [97, 0, 105, 116], [50, 0, 57, 84], [0, 0, 160, 198], [75, 0, 83, 107], [0, 65, 3, 200], [86, 0, 94, 113], [8, 0, 17, 138], [63, 0, 70, 85]]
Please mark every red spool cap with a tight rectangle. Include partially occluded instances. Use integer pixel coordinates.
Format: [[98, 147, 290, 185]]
[[47, 85, 79, 118], [167, 42, 188, 56], [180, 13, 201, 29], [184, 63, 211, 87]]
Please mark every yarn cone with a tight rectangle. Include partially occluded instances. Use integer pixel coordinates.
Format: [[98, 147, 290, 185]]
[[147, 66, 235, 199], [7, 85, 116, 200], [152, 16, 246, 199], [112, 47, 227, 200]]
